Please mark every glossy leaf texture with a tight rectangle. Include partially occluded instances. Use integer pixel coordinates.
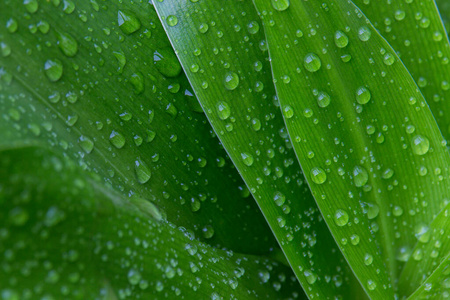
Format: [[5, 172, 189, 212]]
[[0, 0, 277, 254], [352, 0, 450, 140], [153, 0, 366, 298], [253, 0, 450, 298], [399, 201, 450, 297], [437, 0, 450, 33], [0, 145, 304, 299]]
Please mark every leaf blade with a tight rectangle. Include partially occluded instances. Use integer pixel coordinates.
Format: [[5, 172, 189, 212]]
[[152, 0, 364, 298], [253, 0, 450, 297]]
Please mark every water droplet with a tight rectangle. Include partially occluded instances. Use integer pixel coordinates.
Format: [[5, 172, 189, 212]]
[[304, 53, 321, 72], [363, 253, 373, 266], [63, 0, 75, 14], [356, 86, 371, 104], [383, 53, 395, 65], [366, 202, 379, 219], [44, 59, 63, 82], [6, 18, 18, 33], [198, 23, 209, 33], [135, 157, 151, 184], [310, 167, 326, 184], [78, 135, 94, 153], [251, 118, 261, 131], [216, 101, 231, 120], [224, 71, 239, 90], [153, 49, 182, 78], [273, 191, 286, 206], [411, 135, 430, 155], [334, 209, 349, 226], [247, 21, 260, 34], [283, 105, 294, 118], [367, 279, 377, 291], [202, 225, 215, 239], [128, 269, 142, 285], [414, 223, 431, 243], [353, 165, 369, 187], [317, 91, 331, 108], [167, 15, 178, 27], [56, 31, 78, 57], [118, 10, 141, 34], [350, 234, 360, 245], [241, 152, 254, 166], [109, 130, 126, 149], [271, 0, 290, 11], [334, 30, 349, 48], [130, 72, 144, 94], [304, 270, 317, 284], [358, 26, 371, 41], [24, 0, 39, 13], [381, 168, 394, 179]]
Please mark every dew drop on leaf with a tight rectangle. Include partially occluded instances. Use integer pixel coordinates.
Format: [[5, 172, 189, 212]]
[[334, 209, 349, 226], [310, 167, 326, 184], [356, 86, 371, 104], [224, 71, 240, 90], [118, 10, 141, 34], [304, 53, 321, 72], [358, 26, 371, 41], [411, 135, 430, 155], [44, 59, 63, 82], [353, 165, 369, 187], [134, 157, 151, 184], [271, 0, 290, 11], [334, 30, 349, 48], [216, 101, 231, 120]]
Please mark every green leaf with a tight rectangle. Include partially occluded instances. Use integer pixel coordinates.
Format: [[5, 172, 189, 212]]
[[406, 253, 450, 299], [253, 0, 450, 297], [0, 0, 276, 254], [0, 145, 304, 299], [399, 201, 450, 297], [152, 0, 365, 298], [352, 0, 450, 140], [437, 0, 450, 33]]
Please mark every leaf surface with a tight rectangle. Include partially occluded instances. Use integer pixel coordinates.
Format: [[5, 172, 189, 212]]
[[153, 0, 365, 298], [0, 145, 304, 299], [352, 0, 450, 140], [0, 0, 275, 254], [253, 0, 450, 297]]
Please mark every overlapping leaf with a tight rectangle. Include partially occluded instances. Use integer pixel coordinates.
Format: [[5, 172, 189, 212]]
[[0, 0, 276, 254], [352, 0, 450, 141], [153, 0, 366, 298], [0, 145, 303, 299], [253, 0, 450, 297]]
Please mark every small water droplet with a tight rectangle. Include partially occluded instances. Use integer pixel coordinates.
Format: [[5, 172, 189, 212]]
[[356, 86, 371, 104], [358, 26, 371, 41], [216, 101, 231, 120], [135, 157, 151, 184], [271, 0, 290, 11], [241, 152, 254, 166], [167, 15, 178, 27], [334, 30, 349, 48], [109, 130, 126, 149]]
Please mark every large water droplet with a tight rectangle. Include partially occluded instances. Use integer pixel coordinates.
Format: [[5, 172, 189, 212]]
[[334, 30, 349, 48], [334, 209, 349, 226], [241, 152, 254, 166], [118, 10, 141, 34], [273, 191, 286, 206], [411, 135, 430, 155], [56, 31, 78, 57], [353, 165, 368, 187], [224, 71, 239, 90], [356, 86, 371, 104], [216, 101, 231, 120], [317, 91, 331, 108], [304, 53, 321, 72], [153, 48, 182, 78], [167, 15, 178, 27], [135, 157, 151, 184], [109, 130, 126, 149], [44, 59, 63, 82], [78, 135, 94, 154], [358, 26, 371, 41], [310, 167, 326, 184], [271, 0, 290, 11]]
